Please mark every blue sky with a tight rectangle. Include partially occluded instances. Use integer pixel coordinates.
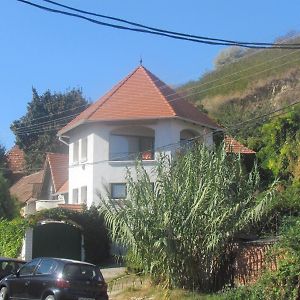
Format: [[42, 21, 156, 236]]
[[1, 0, 300, 149]]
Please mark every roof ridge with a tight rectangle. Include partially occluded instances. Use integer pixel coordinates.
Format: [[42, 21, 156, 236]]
[[141, 67, 176, 116], [87, 66, 143, 120]]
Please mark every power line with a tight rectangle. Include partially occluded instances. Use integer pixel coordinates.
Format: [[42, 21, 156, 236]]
[[41, 0, 300, 48], [17, 0, 300, 49]]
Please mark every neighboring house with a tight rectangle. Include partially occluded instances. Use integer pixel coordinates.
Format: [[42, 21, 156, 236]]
[[9, 170, 44, 207], [58, 65, 221, 206], [224, 135, 256, 154], [10, 152, 81, 216], [6, 145, 26, 184]]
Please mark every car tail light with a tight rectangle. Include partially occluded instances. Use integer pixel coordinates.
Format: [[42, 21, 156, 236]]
[[56, 278, 70, 289], [98, 282, 107, 292]]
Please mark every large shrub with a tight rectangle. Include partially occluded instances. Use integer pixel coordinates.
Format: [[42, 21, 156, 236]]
[[100, 144, 276, 292]]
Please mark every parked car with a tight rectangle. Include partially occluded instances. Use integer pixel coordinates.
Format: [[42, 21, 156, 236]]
[[0, 257, 26, 280], [0, 257, 108, 300]]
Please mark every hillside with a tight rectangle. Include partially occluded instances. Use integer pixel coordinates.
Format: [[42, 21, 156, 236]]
[[178, 37, 300, 137]]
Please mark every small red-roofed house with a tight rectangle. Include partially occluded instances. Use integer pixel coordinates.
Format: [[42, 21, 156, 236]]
[[58, 65, 222, 207], [6, 145, 26, 183]]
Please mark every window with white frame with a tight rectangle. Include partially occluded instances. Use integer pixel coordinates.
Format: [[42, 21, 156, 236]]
[[111, 183, 127, 199], [72, 188, 79, 204], [73, 141, 79, 163], [81, 186, 87, 204], [81, 137, 88, 162]]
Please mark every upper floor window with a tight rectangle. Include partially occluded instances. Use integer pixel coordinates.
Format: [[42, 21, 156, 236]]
[[109, 126, 155, 161], [81, 137, 88, 162], [73, 141, 79, 163]]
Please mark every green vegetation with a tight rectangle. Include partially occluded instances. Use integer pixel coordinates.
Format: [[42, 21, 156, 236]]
[[0, 172, 19, 219], [11, 88, 89, 171], [100, 144, 276, 292], [0, 218, 29, 257]]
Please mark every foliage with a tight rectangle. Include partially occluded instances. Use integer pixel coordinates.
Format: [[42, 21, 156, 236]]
[[256, 105, 300, 183], [30, 206, 110, 264], [100, 144, 276, 292], [0, 218, 29, 257], [0, 143, 6, 170], [0, 172, 19, 219], [11, 88, 89, 171]]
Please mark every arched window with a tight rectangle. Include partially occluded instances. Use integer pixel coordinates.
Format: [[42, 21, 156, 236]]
[[109, 126, 155, 161], [180, 129, 201, 152]]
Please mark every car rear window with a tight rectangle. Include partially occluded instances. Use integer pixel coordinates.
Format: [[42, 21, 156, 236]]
[[63, 264, 103, 281]]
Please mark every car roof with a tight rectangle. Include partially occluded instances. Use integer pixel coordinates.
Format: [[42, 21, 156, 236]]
[[35, 257, 96, 266], [0, 257, 26, 263]]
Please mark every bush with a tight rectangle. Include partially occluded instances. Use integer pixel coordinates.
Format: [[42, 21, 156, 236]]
[[0, 218, 29, 257]]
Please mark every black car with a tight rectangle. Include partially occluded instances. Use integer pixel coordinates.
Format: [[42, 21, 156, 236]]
[[0, 258, 26, 280], [0, 257, 108, 300]]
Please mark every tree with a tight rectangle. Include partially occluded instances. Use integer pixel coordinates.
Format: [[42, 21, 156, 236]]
[[214, 46, 248, 68], [100, 144, 276, 292], [254, 105, 300, 184], [0, 143, 6, 170], [0, 172, 18, 219], [11, 88, 89, 171]]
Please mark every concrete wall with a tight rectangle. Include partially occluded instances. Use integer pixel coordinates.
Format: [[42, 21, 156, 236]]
[[68, 119, 214, 207]]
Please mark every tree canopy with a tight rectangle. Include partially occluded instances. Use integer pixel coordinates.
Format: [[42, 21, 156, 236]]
[[11, 88, 89, 171]]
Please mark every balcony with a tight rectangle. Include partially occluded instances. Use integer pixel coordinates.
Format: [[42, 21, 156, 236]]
[[109, 126, 155, 162], [24, 199, 65, 216]]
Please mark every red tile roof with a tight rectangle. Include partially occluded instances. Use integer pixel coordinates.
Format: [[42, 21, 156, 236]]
[[59, 66, 220, 135], [6, 145, 25, 173], [57, 180, 68, 194], [45, 153, 69, 193], [10, 171, 44, 203], [225, 136, 256, 154]]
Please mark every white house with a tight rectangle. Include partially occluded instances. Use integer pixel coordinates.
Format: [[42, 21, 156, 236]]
[[58, 65, 221, 207]]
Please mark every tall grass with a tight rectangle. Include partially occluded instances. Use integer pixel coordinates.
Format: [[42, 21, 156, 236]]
[[99, 144, 276, 292]]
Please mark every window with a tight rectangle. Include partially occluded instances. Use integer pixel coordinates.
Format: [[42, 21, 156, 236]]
[[72, 188, 79, 204], [111, 183, 127, 199], [81, 186, 87, 204], [73, 141, 79, 163], [36, 259, 57, 275], [19, 260, 39, 276], [110, 135, 154, 161], [81, 137, 88, 161]]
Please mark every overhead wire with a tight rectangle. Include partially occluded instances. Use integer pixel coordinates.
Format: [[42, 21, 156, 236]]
[[17, 0, 300, 49], [40, 0, 300, 48]]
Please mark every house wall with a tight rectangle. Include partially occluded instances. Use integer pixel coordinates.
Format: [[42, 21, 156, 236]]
[[68, 119, 214, 207]]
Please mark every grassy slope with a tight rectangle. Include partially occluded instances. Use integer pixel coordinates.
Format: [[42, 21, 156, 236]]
[[178, 38, 300, 139], [179, 39, 300, 103]]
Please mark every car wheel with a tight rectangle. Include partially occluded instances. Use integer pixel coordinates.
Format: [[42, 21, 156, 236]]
[[0, 287, 8, 300], [44, 295, 55, 300]]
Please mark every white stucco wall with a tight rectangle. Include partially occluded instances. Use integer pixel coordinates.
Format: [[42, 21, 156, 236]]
[[67, 119, 214, 207]]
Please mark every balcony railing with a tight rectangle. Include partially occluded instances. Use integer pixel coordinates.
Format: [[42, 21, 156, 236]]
[[24, 199, 65, 216]]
